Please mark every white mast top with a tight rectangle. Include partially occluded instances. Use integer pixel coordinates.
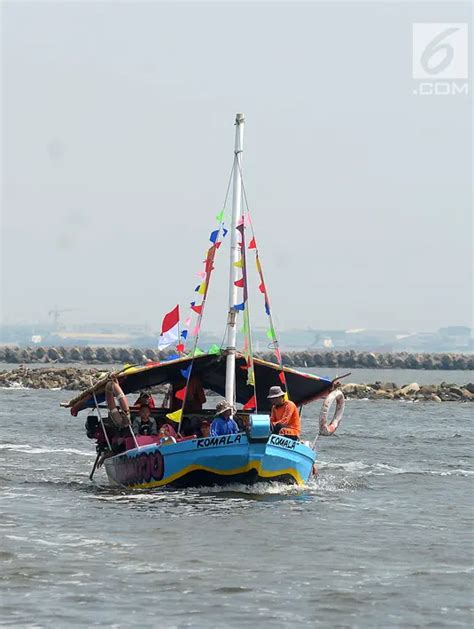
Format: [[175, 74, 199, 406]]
[[225, 113, 245, 405]]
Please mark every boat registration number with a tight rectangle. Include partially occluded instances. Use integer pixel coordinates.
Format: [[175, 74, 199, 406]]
[[269, 435, 296, 450], [196, 434, 242, 448]]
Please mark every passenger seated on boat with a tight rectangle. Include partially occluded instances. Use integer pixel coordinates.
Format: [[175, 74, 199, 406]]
[[132, 404, 158, 436], [132, 392, 156, 409], [267, 386, 300, 440], [210, 400, 239, 437], [158, 423, 177, 444], [105, 376, 131, 429], [199, 419, 211, 438]]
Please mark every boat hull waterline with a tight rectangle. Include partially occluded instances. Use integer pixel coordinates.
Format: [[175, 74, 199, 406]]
[[104, 433, 316, 489]]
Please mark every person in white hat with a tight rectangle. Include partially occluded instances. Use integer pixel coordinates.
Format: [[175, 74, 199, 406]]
[[267, 386, 301, 440], [210, 400, 239, 437]]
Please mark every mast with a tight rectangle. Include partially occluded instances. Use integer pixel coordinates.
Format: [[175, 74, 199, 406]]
[[225, 113, 245, 404]]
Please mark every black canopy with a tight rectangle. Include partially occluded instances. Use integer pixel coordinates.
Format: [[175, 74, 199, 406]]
[[64, 352, 334, 415]]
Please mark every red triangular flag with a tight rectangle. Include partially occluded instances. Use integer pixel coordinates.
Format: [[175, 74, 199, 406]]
[[175, 386, 187, 401], [176, 343, 185, 353], [278, 371, 286, 384], [234, 278, 245, 288], [191, 303, 203, 314], [248, 237, 256, 249], [243, 395, 256, 410], [258, 281, 266, 294]]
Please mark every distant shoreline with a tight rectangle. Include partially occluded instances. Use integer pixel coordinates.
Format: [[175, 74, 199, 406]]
[[0, 346, 473, 370]]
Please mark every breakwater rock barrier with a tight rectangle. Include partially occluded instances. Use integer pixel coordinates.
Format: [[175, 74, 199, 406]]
[[0, 346, 473, 370], [1, 367, 473, 402]]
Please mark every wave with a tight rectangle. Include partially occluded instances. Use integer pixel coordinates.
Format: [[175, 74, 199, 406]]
[[0, 443, 94, 457], [319, 459, 474, 477]]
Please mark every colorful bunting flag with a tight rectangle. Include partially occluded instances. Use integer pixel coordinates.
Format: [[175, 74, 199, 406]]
[[176, 343, 185, 354], [258, 281, 266, 294], [234, 302, 245, 311], [243, 395, 256, 411], [175, 386, 187, 401], [247, 367, 255, 387], [181, 367, 191, 379], [208, 344, 221, 355], [266, 328, 276, 341], [223, 228, 228, 238], [278, 371, 286, 384], [181, 330, 188, 340], [265, 301, 270, 316], [162, 353, 180, 361], [166, 409, 182, 423], [233, 259, 243, 268], [248, 237, 256, 249], [234, 278, 245, 288], [158, 305, 180, 350], [209, 230, 219, 244], [190, 302, 203, 314], [216, 209, 225, 222]]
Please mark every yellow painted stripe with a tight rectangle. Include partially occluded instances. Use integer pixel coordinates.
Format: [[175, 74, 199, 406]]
[[113, 460, 304, 490]]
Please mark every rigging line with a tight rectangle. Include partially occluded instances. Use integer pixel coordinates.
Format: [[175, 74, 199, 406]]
[[221, 159, 236, 211], [177, 224, 225, 433], [237, 199, 258, 413], [182, 159, 236, 356], [235, 158, 288, 394]]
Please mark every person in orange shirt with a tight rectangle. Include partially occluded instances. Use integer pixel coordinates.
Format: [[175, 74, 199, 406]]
[[268, 386, 301, 440]]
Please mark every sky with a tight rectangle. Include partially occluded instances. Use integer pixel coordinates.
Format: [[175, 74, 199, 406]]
[[1, 0, 472, 335]]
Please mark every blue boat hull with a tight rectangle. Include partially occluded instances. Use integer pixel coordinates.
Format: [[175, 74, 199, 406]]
[[104, 433, 316, 489]]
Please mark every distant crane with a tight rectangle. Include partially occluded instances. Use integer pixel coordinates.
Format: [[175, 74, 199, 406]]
[[48, 307, 79, 330]]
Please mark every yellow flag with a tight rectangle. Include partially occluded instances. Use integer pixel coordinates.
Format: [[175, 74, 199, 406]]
[[247, 367, 255, 387], [166, 409, 182, 423], [198, 282, 207, 295], [234, 259, 243, 268]]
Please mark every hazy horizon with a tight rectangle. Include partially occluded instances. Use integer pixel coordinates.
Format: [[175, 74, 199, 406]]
[[1, 1, 472, 335]]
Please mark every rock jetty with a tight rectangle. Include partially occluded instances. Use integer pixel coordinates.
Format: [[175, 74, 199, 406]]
[[0, 367, 473, 401], [0, 346, 473, 370], [339, 381, 474, 402]]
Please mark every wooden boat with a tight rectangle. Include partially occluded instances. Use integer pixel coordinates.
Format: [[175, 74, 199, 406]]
[[61, 114, 345, 489]]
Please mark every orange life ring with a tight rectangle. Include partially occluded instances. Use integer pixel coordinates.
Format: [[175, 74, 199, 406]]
[[319, 389, 345, 436]]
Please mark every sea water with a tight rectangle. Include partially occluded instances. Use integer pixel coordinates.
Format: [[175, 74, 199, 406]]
[[0, 384, 472, 627]]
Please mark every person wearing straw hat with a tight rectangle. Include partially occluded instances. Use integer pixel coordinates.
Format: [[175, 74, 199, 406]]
[[210, 400, 239, 437], [267, 386, 301, 440]]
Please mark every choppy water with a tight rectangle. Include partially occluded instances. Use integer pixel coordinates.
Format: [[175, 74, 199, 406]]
[[1, 388, 473, 627]]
